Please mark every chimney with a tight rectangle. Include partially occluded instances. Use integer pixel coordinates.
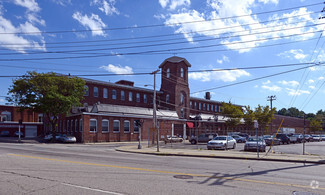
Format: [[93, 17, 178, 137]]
[[205, 92, 211, 100]]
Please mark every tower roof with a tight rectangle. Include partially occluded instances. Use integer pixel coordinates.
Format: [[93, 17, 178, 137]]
[[159, 56, 192, 68]]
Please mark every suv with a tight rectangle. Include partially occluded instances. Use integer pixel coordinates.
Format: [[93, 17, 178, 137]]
[[275, 133, 290, 144], [189, 133, 218, 145]]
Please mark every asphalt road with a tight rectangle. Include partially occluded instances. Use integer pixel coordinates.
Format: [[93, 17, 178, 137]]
[[0, 142, 324, 195]]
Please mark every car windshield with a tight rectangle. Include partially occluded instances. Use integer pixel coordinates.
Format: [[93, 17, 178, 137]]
[[247, 137, 263, 141], [213, 136, 227, 140]]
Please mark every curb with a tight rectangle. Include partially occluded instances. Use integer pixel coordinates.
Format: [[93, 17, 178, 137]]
[[115, 147, 325, 164]]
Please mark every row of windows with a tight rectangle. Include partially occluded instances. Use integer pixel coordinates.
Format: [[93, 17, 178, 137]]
[[166, 68, 185, 78], [84, 86, 148, 103], [89, 119, 139, 133], [190, 101, 221, 112]]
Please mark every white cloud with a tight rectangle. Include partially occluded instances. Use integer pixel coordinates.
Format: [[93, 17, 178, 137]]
[[309, 85, 315, 89], [318, 76, 325, 80], [262, 80, 271, 85], [159, 0, 190, 10], [91, 0, 120, 16], [308, 79, 314, 84], [286, 88, 310, 96], [261, 85, 281, 92], [189, 69, 250, 82], [51, 0, 72, 6], [100, 64, 133, 74], [14, 0, 40, 12], [278, 49, 307, 61], [72, 12, 107, 36], [278, 80, 299, 87], [217, 55, 229, 64]]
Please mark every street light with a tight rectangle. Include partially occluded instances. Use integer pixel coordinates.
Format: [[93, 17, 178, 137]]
[[152, 70, 160, 152]]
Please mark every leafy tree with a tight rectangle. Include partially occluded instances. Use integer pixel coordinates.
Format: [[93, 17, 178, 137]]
[[222, 102, 243, 131], [277, 108, 287, 116], [254, 105, 276, 134], [7, 72, 85, 140], [243, 106, 255, 130], [310, 119, 322, 132]]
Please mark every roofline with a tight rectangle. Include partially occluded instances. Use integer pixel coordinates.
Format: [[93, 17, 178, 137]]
[[159, 56, 192, 68]]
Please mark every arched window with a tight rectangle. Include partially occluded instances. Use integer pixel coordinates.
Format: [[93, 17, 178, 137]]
[[84, 85, 89, 96], [112, 89, 117, 99], [93, 87, 98, 97], [103, 88, 108, 98], [1, 111, 11, 121], [166, 68, 170, 78], [180, 93, 184, 104], [180, 68, 184, 78], [166, 94, 169, 103]]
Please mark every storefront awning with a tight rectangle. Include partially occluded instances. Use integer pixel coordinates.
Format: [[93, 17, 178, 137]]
[[186, 122, 194, 128]]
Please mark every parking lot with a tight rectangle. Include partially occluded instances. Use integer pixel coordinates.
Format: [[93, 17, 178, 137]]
[[162, 140, 325, 156]]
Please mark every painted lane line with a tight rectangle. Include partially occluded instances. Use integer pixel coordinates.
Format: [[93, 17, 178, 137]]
[[62, 183, 124, 195], [8, 153, 325, 191]]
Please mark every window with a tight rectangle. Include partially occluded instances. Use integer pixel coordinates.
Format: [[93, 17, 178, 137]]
[[90, 119, 97, 132], [38, 114, 43, 122], [75, 120, 77, 132], [134, 120, 139, 133], [103, 88, 108, 98], [181, 94, 184, 104], [94, 87, 98, 97], [203, 103, 206, 110], [144, 94, 147, 103], [71, 120, 73, 133], [190, 101, 192, 108], [136, 93, 140, 103], [194, 102, 197, 109], [166, 94, 169, 103], [121, 91, 125, 101], [112, 89, 117, 99], [215, 105, 218, 112], [80, 119, 83, 132], [84, 85, 89, 96], [124, 120, 130, 133], [180, 68, 184, 78], [113, 120, 120, 132], [166, 68, 170, 78], [180, 108, 184, 118], [129, 92, 133, 102], [211, 105, 214, 112], [207, 104, 210, 111], [199, 103, 201, 110], [102, 119, 109, 133], [67, 120, 69, 133]]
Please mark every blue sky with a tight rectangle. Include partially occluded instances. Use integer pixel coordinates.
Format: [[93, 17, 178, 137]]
[[1, 0, 325, 114]]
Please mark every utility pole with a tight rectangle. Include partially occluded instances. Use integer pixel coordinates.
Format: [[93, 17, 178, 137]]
[[267, 95, 276, 134], [152, 70, 160, 152], [303, 114, 306, 155]]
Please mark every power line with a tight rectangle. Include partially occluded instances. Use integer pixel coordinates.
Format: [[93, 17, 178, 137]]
[[1, 2, 322, 35]]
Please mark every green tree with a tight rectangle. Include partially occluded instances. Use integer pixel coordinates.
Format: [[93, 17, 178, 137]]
[[243, 106, 255, 130], [222, 102, 243, 132], [254, 105, 276, 134], [310, 119, 322, 132], [7, 72, 85, 139]]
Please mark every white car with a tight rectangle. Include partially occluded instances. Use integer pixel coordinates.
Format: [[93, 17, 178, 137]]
[[312, 135, 321, 142], [244, 137, 266, 152], [207, 136, 236, 150]]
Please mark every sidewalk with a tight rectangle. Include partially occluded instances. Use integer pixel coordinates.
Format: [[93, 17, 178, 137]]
[[116, 145, 325, 164]]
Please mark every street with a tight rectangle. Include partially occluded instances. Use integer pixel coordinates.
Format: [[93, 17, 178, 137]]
[[0, 142, 324, 194]]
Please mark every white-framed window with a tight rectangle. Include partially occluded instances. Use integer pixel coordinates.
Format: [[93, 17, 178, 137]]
[[79, 119, 83, 132], [121, 90, 125, 101], [103, 88, 108, 98], [180, 108, 184, 118], [180, 68, 184, 78], [84, 85, 89, 96], [129, 92, 133, 102], [124, 120, 130, 133], [113, 120, 120, 133], [102, 119, 109, 133], [144, 94, 147, 103], [134, 120, 139, 133], [38, 114, 43, 122], [112, 89, 117, 100], [90, 119, 97, 132], [166, 68, 170, 78], [166, 94, 169, 103], [94, 87, 98, 97], [136, 93, 140, 103]]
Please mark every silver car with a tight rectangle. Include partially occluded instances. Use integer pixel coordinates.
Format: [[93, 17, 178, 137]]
[[244, 137, 266, 152], [207, 136, 236, 150]]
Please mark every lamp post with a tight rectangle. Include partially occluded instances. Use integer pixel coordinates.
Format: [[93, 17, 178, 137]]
[[152, 70, 160, 152]]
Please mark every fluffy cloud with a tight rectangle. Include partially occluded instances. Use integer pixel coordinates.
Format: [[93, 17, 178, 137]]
[[278, 80, 299, 87], [286, 88, 310, 96], [100, 64, 133, 74], [51, 0, 72, 6], [261, 85, 281, 92], [217, 55, 229, 64], [188, 69, 250, 82], [262, 80, 271, 85], [309, 85, 315, 89], [307, 79, 314, 84], [278, 49, 307, 61], [91, 0, 120, 16], [13, 0, 40, 12], [72, 12, 107, 36], [159, 0, 191, 10]]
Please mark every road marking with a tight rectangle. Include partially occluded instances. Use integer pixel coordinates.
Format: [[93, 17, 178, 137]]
[[9, 153, 325, 190], [62, 183, 124, 195]]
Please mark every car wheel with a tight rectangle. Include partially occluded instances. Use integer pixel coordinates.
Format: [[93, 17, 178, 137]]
[[191, 140, 196, 145], [233, 143, 236, 149]]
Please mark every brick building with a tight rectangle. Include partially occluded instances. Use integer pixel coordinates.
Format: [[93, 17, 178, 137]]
[[48, 56, 310, 143]]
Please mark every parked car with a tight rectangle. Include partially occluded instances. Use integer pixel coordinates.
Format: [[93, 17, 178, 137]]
[[231, 135, 246, 143], [304, 134, 313, 142], [321, 135, 325, 141], [264, 135, 281, 146], [57, 134, 76, 143], [165, 135, 183, 144], [43, 133, 62, 142], [287, 134, 298, 144], [275, 133, 290, 144], [237, 133, 249, 140], [0, 130, 10, 137], [189, 133, 218, 145], [292, 134, 303, 143], [207, 136, 236, 150], [312, 135, 321, 142], [14, 131, 24, 137], [244, 137, 266, 152]]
